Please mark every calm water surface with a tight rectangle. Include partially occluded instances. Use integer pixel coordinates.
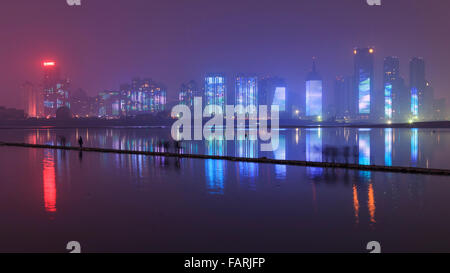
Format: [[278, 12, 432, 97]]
[[0, 127, 449, 252]]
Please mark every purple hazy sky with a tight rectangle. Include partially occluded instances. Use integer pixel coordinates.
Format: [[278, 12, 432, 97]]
[[0, 0, 449, 109]]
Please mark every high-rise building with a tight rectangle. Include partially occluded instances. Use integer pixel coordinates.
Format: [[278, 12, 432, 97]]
[[179, 80, 199, 108], [204, 73, 226, 114], [305, 60, 322, 119], [334, 75, 355, 120], [353, 48, 375, 119], [22, 81, 38, 118], [120, 78, 167, 115], [258, 76, 287, 116], [235, 75, 258, 108], [409, 57, 426, 120], [70, 89, 91, 118], [42, 61, 70, 118], [97, 91, 122, 118], [383, 56, 400, 121]]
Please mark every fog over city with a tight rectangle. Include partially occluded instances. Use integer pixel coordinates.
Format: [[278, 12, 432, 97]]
[[0, 0, 449, 115]]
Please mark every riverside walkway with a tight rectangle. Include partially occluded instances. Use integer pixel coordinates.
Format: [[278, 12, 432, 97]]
[[1, 141, 449, 176]]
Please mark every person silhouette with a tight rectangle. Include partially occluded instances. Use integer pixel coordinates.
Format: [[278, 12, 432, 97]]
[[78, 136, 84, 149]]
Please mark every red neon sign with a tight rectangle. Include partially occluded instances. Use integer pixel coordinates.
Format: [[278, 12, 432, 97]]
[[43, 61, 56, 67]]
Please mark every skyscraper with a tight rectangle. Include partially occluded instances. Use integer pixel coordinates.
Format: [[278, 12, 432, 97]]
[[235, 75, 258, 108], [204, 73, 226, 114], [334, 75, 355, 120], [42, 61, 70, 118], [70, 89, 91, 117], [383, 56, 400, 121], [354, 48, 375, 119], [258, 76, 287, 116], [22, 81, 38, 118], [409, 57, 426, 120], [179, 80, 199, 108], [120, 78, 167, 115], [305, 60, 322, 119]]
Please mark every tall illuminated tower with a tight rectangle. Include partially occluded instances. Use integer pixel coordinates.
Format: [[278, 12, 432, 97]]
[[42, 61, 70, 118], [204, 73, 226, 114], [383, 57, 399, 121], [305, 60, 322, 119], [354, 48, 375, 119], [235, 75, 258, 109], [409, 57, 426, 120]]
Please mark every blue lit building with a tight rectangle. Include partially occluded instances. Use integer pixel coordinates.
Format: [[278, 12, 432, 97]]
[[235, 75, 258, 109], [354, 48, 375, 119], [383, 56, 401, 121], [97, 91, 122, 118], [305, 60, 322, 119], [204, 73, 226, 114], [120, 78, 167, 116]]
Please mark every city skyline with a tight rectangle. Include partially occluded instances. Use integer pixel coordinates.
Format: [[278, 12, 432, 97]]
[[0, 0, 449, 112], [14, 45, 445, 123]]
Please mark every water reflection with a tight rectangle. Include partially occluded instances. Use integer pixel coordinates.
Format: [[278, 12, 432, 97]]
[[358, 129, 371, 166], [43, 150, 57, 216], [9, 127, 448, 170], [368, 183, 376, 226], [236, 137, 258, 182], [352, 184, 360, 225], [273, 135, 286, 179], [205, 137, 226, 195], [385, 128, 393, 166], [411, 128, 418, 167], [305, 128, 323, 178]]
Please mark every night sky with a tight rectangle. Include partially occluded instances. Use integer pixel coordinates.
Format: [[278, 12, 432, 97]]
[[0, 0, 449, 109]]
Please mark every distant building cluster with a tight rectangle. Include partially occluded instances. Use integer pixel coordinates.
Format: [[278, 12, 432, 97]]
[[23, 62, 167, 119], [332, 48, 446, 123], [21, 52, 448, 123]]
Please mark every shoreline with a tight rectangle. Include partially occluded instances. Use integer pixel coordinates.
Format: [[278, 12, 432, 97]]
[[0, 120, 449, 129]]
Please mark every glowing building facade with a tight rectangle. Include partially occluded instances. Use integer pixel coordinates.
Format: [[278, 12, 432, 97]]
[[97, 91, 122, 118], [305, 60, 322, 118], [383, 57, 400, 121], [179, 80, 199, 108], [354, 48, 374, 118], [409, 58, 426, 120], [42, 61, 71, 118], [120, 78, 167, 116], [235, 75, 258, 109], [204, 73, 226, 114]]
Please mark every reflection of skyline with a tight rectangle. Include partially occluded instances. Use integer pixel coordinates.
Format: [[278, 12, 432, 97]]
[[358, 129, 371, 166], [14, 128, 437, 236], [385, 128, 393, 166], [43, 150, 57, 216], [273, 135, 286, 179], [411, 129, 418, 167], [16, 127, 442, 175], [352, 181, 376, 227], [205, 139, 226, 195], [236, 138, 258, 180], [306, 128, 323, 178]]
